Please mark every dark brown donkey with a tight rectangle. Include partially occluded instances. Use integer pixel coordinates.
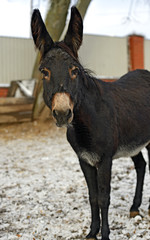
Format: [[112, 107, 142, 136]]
[[31, 7, 150, 240]]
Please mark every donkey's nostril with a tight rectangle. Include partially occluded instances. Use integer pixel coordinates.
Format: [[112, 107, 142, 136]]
[[66, 109, 72, 118], [53, 109, 58, 118]]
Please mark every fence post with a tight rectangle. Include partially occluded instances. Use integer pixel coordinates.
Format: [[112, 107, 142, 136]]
[[128, 35, 144, 71]]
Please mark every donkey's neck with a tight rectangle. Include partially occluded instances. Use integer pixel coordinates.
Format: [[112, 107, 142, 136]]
[[73, 76, 107, 127], [81, 74, 108, 104]]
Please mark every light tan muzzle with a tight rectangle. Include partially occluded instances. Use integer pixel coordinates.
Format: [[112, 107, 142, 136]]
[[52, 93, 74, 127]]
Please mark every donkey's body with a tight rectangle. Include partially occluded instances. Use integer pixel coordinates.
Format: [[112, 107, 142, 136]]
[[68, 69, 150, 163], [31, 7, 150, 240]]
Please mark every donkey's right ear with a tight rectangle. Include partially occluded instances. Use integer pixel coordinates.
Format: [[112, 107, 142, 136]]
[[31, 9, 54, 57]]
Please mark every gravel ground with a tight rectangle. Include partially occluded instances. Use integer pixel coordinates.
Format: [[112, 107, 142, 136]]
[[0, 121, 149, 240]]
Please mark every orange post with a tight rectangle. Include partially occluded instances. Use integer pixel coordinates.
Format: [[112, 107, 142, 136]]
[[128, 35, 144, 71]]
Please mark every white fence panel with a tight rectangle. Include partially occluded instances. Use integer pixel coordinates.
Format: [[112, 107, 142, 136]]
[[79, 34, 128, 78], [0, 37, 37, 84]]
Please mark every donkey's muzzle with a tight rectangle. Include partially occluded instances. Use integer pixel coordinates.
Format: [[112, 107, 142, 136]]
[[52, 109, 72, 127], [52, 92, 74, 127]]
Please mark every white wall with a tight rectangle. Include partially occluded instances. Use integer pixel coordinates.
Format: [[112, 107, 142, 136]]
[[79, 34, 128, 78], [144, 39, 150, 71], [1, 35, 150, 85], [0, 37, 37, 84]]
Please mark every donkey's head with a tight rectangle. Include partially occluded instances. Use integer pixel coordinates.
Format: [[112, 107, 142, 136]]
[[31, 7, 83, 127]]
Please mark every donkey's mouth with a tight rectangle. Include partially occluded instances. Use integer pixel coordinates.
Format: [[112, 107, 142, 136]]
[[52, 109, 74, 128], [56, 122, 68, 128]]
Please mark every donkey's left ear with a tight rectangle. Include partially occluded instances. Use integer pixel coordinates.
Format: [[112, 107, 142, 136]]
[[64, 7, 83, 58], [31, 9, 54, 58]]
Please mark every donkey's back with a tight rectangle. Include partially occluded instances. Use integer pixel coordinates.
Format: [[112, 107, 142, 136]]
[[114, 69, 150, 89]]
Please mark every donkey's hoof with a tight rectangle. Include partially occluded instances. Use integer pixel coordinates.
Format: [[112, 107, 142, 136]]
[[86, 235, 97, 240], [130, 211, 140, 218], [101, 238, 110, 240], [85, 238, 97, 240], [86, 230, 98, 240], [86, 233, 97, 240]]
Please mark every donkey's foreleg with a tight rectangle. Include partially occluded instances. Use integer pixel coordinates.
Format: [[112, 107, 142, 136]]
[[97, 157, 112, 240], [79, 159, 100, 240], [130, 152, 146, 217], [145, 144, 150, 215]]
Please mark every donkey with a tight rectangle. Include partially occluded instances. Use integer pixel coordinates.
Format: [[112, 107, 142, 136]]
[[31, 7, 150, 240]]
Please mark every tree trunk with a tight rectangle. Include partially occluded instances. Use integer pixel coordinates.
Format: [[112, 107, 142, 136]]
[[32, 0, 92, 121], [45, 0, 70, 42], [76, 0, 92, 19]]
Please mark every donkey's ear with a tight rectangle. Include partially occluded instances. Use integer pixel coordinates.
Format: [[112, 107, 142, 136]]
[[64, 7, 83, 58], [31, 9, 54, 57]]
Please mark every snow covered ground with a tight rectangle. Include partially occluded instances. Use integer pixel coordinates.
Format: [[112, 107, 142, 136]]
[[0, 121, 149, 240]]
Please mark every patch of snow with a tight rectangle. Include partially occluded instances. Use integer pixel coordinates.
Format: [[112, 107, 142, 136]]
[[0, 122, 149, 239]]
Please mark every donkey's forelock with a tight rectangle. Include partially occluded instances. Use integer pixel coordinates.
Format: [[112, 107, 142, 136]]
[[56, 41, 79, 60]]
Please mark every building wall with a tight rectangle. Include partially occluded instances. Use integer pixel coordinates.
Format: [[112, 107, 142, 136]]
[[1, 35, 150, 85], [79, 34, 128, 78], [0, 37, 37, 84], [144, 39, 150, 71]]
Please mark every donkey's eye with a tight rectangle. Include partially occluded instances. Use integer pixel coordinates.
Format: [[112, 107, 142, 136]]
[[41, 68, 51, 81], [71, 68, 78, 76], [69, 66, 79, 80]]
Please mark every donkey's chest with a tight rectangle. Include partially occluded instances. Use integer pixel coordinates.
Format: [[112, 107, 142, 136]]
[[78, 151, 100, 167]]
